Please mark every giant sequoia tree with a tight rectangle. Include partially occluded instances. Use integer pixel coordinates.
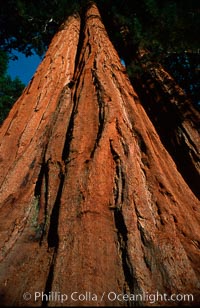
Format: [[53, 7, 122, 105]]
[[0, 3, 200, 307]]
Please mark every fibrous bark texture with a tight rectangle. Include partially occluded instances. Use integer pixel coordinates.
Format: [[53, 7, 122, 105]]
[[0, 4, 200, 307], [134, 62, 200, 199]]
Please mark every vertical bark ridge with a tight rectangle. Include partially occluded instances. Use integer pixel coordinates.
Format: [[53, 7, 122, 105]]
[[109, 140, 135, 297], [49, 3, 200, 307], [0, 15, 80, 306], [0, 3, 199, 307], [133, 63, 200, 199], [90, 67, 106, 158]]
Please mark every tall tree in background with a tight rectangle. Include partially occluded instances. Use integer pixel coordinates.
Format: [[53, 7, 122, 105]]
[[0, 51, 25, 124], [131, 58, 200, 199], [0, 2, 200, 307]]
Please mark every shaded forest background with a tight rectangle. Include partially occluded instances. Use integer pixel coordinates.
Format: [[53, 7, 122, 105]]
[[0, 0, 199, 125]]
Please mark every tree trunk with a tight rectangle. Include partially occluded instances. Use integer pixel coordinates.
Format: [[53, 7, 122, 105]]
[[133, 61, 200, 199], [0, 4, 200, 307]]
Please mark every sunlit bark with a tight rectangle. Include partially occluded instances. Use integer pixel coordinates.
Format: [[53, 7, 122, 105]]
[[0, 4, 199, 307]]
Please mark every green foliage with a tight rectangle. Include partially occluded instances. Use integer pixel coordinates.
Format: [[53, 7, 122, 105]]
[[0, 0, 82, 57], [99, 0, 199, 62], [1, 1, 199, 59], [163, 52, 200, 110], [0, 50, 8, 73], [0, 51, 25, 124], [0, 0, 199, 114]]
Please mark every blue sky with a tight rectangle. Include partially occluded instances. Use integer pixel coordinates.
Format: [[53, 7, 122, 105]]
[[8, 51, 42, 85]]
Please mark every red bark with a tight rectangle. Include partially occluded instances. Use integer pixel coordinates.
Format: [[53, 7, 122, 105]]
[[133, 62, 200, 198], [0, 4, 199, 307]]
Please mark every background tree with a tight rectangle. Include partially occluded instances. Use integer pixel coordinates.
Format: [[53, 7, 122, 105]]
[[0, 51, 25, 124]]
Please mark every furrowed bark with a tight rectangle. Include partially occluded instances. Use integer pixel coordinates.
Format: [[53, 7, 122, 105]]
[[0, 14, 80, 306], [133, 62, 200, 199], [0, 3, 199, 307]]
